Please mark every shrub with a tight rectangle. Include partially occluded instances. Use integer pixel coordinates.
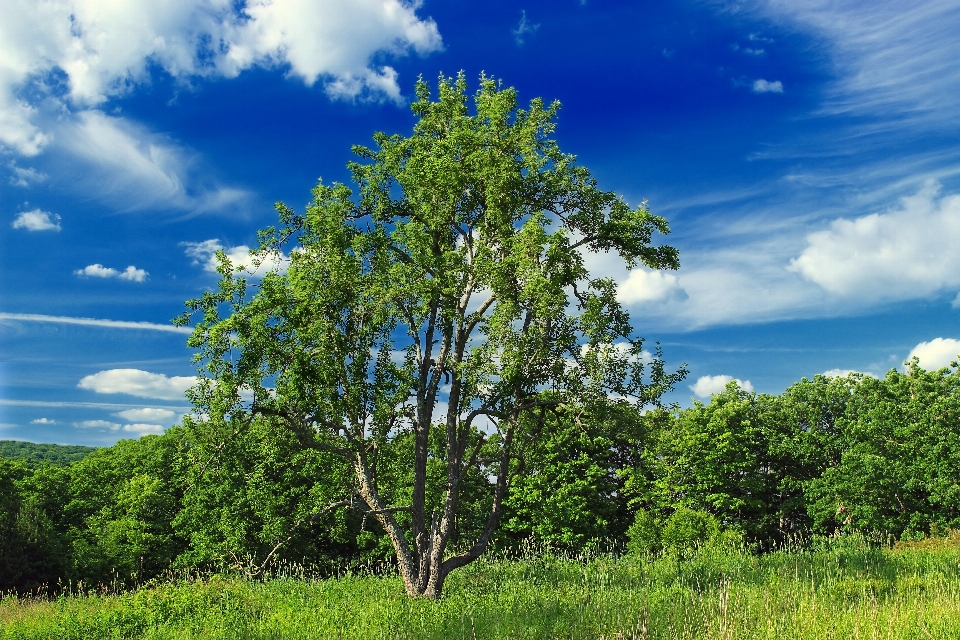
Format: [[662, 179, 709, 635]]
[[662, 508, 719, 554], [625, 509, 661, 556]]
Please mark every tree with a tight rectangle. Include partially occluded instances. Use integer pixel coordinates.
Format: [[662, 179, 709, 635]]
[[500, 401, 651, 550], [178, 73, 683, 599], [647, 383, 775, 541]]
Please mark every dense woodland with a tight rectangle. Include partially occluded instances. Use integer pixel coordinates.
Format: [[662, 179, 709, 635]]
[[3, 362, 959, 595]]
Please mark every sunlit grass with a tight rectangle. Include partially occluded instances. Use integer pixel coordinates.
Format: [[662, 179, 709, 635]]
[[3, 538, 959, 639]]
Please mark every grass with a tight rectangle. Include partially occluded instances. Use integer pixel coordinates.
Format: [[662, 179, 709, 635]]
[[2, 538, 959, 639]]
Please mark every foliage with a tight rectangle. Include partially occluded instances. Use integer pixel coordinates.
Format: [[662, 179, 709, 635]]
[[804, 362, 960, 537], [500, 402, 650, 550], [0, 441, 97, 468], [639, 363, 960, 545], [625, 508, 661, 555], [173, 416, 361, 573], [176, 73, 683, 598], [660, 507, 721, 554]]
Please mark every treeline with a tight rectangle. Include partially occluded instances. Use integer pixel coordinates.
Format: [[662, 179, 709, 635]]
[[2, 362, 959, 593], [0, 441, 97, 468]]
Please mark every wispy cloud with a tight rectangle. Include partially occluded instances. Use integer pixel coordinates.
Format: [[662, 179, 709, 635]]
[[752, 79, 783, 93], [0, 313, 191, 334], [74, 264, 148, 282], [11, 209, 60, 231], [113, 407, 176, 423], [734, 1, 960, 125], [512, 10, 540, 45], [9, 163, 47, 187], [76, 419, 120, 430], [0, 398, 191, 410], [53, 111, 251, 214]]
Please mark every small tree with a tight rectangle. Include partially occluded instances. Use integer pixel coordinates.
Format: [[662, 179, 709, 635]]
[[178, 73, 683, 598]]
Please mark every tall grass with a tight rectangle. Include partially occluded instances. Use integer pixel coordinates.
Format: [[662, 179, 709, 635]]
[[2, 537, 959, 639]]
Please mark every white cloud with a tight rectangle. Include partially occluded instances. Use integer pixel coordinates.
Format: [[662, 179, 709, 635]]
[[74, 264, 148, 282], [9, 164, 47, 187], [0, 0, 442, 158], [0, 313, 191, 334], [53, 110, 250, 213], [30, 417, 56, 424], [617, 268, 686, 304], [76, 419, 121, 430], [690, 375, 754, 398], [0, 398, 191, 410], [182, 238, 289, 276], [953, 292, 960, 309], [752, 79, 783, 93], [78, 369, 197, 400], [737, 0, 960, 123], [512, 10, 540, 45], [822, 369, 854, 378], [12, 209, 60, 231], [122, 423, 165, 434], [788, 181, 960, 301], [113, 407, 176, 423], [907, 337, 960, 370]]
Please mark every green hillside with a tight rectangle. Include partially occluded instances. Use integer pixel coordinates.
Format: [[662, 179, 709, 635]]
[[0, 440, 98, 467]]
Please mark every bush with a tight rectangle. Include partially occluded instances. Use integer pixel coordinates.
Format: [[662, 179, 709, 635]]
[[625, 509, 661, 556], [662, 508, 719, 554]]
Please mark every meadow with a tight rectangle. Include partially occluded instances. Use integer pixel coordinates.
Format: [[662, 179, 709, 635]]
[[2, 536, 959, 640]]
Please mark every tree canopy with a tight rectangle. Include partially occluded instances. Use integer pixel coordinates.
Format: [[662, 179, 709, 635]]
[[176, 73, 684, 598]]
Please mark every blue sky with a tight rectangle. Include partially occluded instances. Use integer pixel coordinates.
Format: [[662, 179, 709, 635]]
[[2, 0, 960, 445]]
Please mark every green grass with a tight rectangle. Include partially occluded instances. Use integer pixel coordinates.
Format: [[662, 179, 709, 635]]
[[3, 540, 959, 639]]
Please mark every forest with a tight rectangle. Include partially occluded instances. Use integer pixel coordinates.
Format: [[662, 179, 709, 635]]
[[3, 362, 959, 596]]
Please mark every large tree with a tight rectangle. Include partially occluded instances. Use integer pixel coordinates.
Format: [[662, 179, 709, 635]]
[[178, 74, 683, 598]]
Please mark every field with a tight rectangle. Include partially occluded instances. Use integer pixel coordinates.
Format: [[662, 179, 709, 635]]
[[2, 538, 958, 639]]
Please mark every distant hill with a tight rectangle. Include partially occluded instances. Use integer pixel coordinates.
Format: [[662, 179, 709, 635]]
[[0, 440, 99, 467]]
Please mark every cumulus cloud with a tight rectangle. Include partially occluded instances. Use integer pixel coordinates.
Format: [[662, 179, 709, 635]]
[[789, 181, 960, 301], [182, 238, 289, 276], [113, 407, 176, 423], [78, 369, 196, 400], [12, 209, 60, 231], [617, 268, 687, 304], [822, 368, 857, 377], [0, 0, 442, 157], [752, 79, 784, 93], [30, 417, 56, 424], [122, 423, 165, 434], [907, 337, 960, 370], [690, 374, 754, 398], [74, 264, 148, 282]]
